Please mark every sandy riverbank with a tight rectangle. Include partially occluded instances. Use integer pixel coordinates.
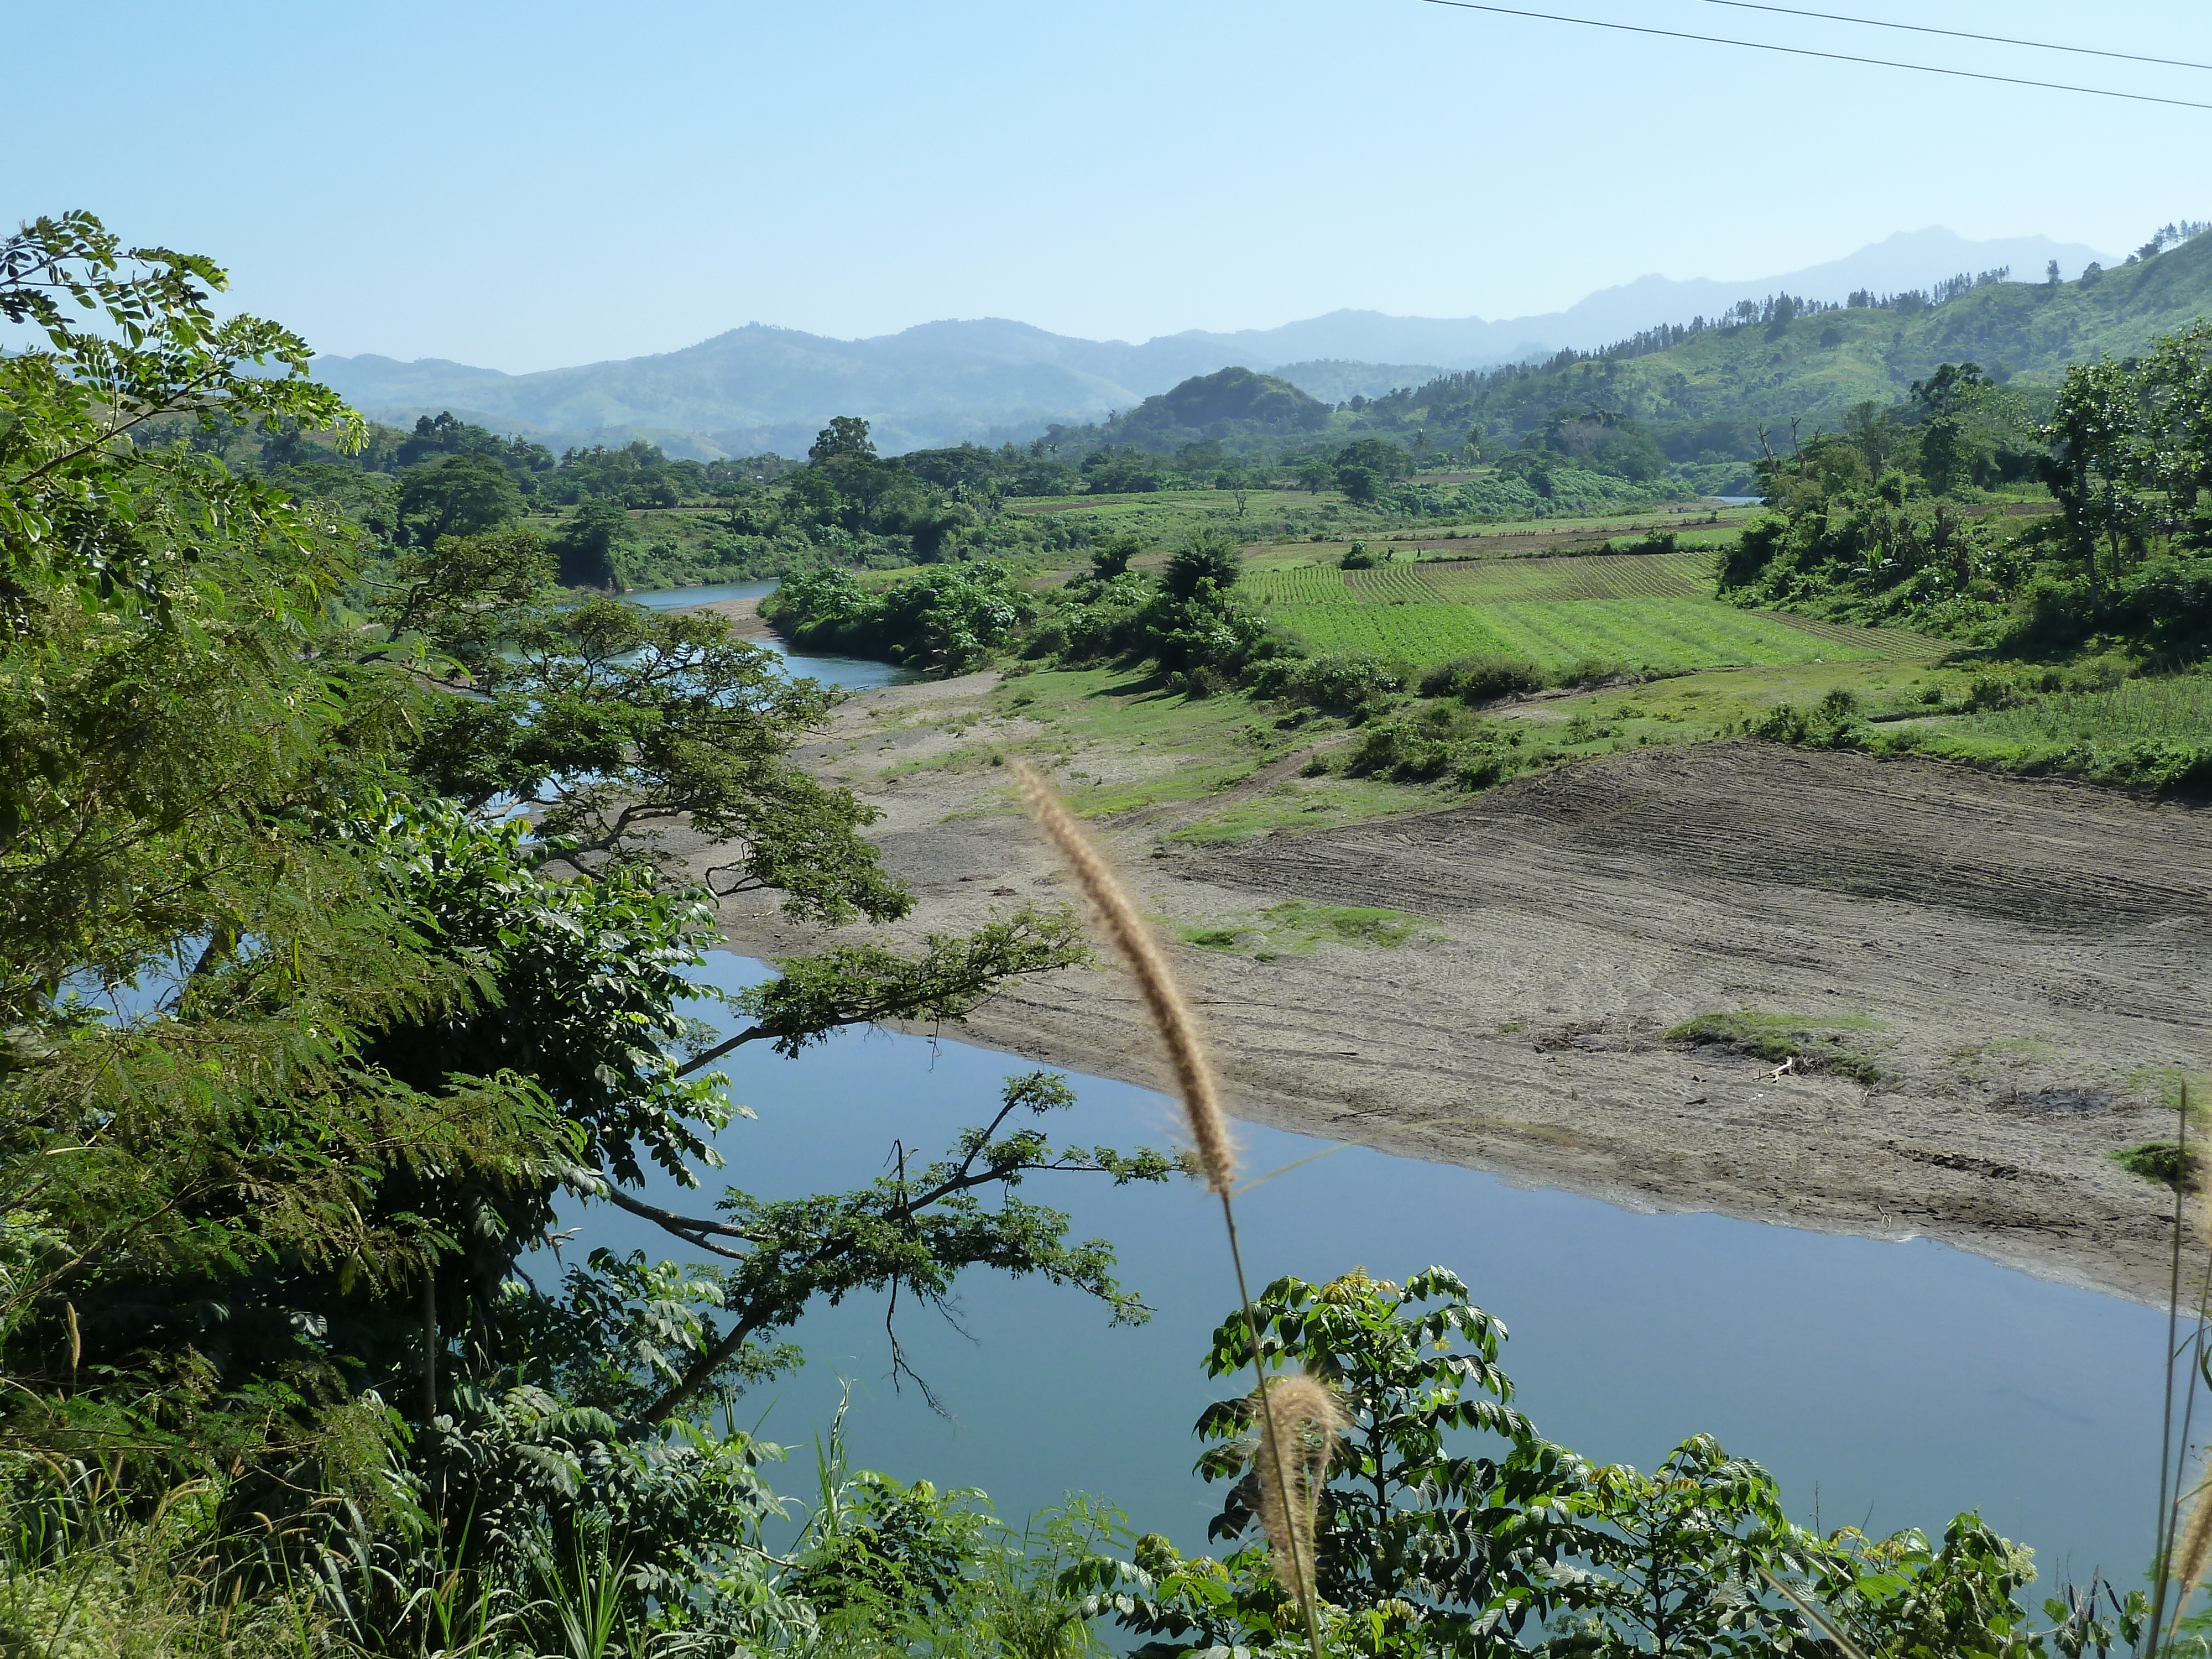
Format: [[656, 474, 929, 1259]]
[[690, 669, 2212, 1307], [669, 592, 775, 638]]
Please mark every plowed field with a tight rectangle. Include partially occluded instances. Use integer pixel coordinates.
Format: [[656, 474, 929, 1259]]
[[709, 693, 2211, 1306]]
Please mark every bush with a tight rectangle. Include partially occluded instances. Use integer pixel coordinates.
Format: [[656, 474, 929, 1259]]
[[1162, 528, 1242, 599], [2112, 1140, 2198, 1190], [1964, 673, 2021, 711], [1553, 656, 1629, 688], [1340, 540, 1376, 570], [1420, 654, 1545, 703], [1250, 651, 1414, 716], [1166, 663, 1238, 700], [1345, 704, 1525, 786], [769, 560, 1030, 672], [1088, 530, 1141, 581], [1754, 689, 1865, 749], [2112, 551, 2212, 662], [1996, 573, 2095, 658]]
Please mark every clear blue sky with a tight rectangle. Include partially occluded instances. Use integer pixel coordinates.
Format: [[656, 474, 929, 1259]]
[[8, 0, 2207, 371]]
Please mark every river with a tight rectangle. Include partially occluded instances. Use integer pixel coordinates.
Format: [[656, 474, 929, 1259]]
[[626, 579, 918, 691], [589, 582, 2174, 1591]]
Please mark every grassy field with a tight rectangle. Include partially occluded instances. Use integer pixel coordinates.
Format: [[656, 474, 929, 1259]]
[[955, 651, 1964, 844], [1940, 675, 2212, 746], [1858, 672, 2212, 790], [1239, 549, 1944, 671]]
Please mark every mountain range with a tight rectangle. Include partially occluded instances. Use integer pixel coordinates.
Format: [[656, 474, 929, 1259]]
[[313, 228, 2109, 460]]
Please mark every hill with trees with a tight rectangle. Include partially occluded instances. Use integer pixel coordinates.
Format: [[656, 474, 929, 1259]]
[[1360, 226, 2212, 472]]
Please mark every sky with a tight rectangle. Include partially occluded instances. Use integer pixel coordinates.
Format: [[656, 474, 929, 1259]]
[[8, 0, 2210, 372]]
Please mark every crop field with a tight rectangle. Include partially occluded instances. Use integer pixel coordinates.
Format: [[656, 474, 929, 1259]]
[[1410, 549, 1714, 602], [1757, 612, 1948, 660], [1240, 551, 1941, 670]]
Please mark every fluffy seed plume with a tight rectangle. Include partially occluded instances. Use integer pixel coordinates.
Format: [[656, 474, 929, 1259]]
[[1010, 761, 1237, 1194], [1254, 1372, 1344, 1601], [2176, 1451, 2212, 1603]]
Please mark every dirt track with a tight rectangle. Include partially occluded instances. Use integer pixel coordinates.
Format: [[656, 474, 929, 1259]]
[[703, 674, 2212, 1306]]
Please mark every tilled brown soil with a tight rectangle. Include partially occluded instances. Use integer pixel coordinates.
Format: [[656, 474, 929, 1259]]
[[705, 675, 2212, 1306]]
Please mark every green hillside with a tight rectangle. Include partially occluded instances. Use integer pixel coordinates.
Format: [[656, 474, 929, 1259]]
[[1390, 232, 2212, 455]]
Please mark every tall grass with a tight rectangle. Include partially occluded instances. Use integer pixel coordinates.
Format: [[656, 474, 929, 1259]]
[[1011, 761, 1326, 1659], [1951, 675, 2212, 747], [0, 1460, 326, 1658]]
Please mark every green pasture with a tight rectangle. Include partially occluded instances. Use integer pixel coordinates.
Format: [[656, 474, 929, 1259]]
[[1239, 550, 1943, 672]]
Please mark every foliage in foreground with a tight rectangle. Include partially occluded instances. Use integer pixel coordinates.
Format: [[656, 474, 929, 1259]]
[[0, 210, 1176, 1652]]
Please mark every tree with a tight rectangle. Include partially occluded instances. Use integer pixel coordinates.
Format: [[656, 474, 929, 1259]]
[[712, 478, 779, 535], [1090, 530, 1142, 582], [0, 213, 564, 1514], [2135, 323, 2212, 552], [2038, 357, 2145, 614], [547, 497, 632, 588], [1813, 1513, 2056, 1659], [0, 210, 360, 1009], [1, 215, 1176, 1648], [395, 452, 524, 545], [810, 414, 877, 463], [1542, 1436, 1836, 1655], [1077, 1266, 2012, 1659], [821, 452, 900, 531], [1192, 1268, 1564, 1653], [1334, 437, 1411, 480], [1162, 527, 1241, 599]]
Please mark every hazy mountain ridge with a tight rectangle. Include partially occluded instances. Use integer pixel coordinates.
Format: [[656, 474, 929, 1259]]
[[315, 228, 2111, 458]]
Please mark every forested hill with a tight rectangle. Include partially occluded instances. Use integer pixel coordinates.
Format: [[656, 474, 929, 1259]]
[[1383, 231, 2212, 460]]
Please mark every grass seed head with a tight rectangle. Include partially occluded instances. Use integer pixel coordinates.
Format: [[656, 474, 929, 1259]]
[[1010, 761, 1237, 1194], [2177, 1452, 2212, 1605], [1254, 1372, 1344, 1602]]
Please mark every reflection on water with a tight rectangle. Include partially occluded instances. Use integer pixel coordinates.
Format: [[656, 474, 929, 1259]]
[[623, 580, 920, 692], [561, 952, 2168, 1587]]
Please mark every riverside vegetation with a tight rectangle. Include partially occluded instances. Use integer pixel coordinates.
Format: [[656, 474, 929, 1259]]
[[8, 210, 2212, 1656], [768, 311, 2212, 806]]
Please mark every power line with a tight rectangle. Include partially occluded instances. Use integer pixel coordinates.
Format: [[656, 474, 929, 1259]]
[[1700, 0, 2212, 75], [1414, 0, 2212, 111]]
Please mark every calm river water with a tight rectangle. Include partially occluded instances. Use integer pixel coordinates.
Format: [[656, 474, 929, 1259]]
[[626, 579, 917, 691], [580, 584, 2172, 1589]]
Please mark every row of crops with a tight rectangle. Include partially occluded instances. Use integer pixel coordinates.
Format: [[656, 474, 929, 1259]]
[[1243, 550, 1717, 611], [1239, 552, 1939, 671], [1413, 549, 1715, 603]]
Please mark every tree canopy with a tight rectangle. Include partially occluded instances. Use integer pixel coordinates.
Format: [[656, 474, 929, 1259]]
[[0, 212, 1166, 1652]]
